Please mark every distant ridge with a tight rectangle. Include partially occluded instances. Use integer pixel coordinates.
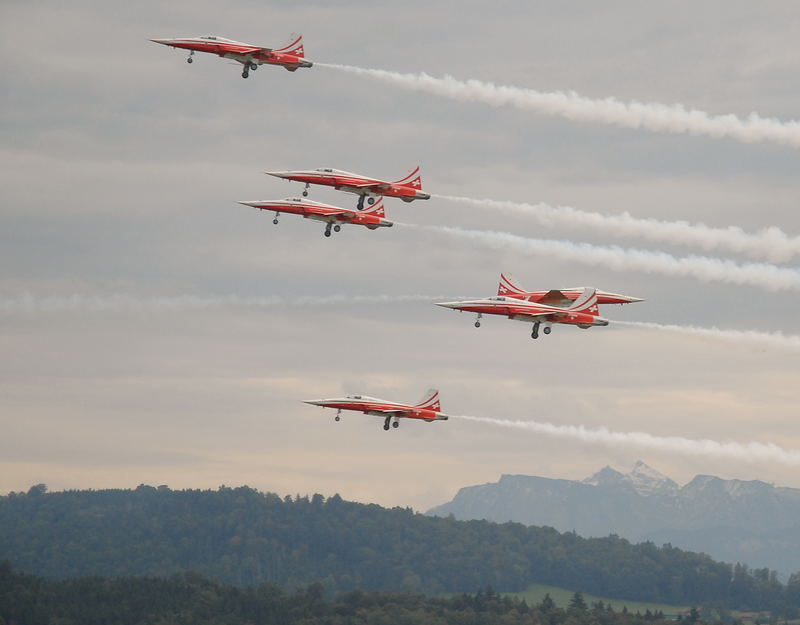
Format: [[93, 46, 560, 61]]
[[427, 461, 800, 577]]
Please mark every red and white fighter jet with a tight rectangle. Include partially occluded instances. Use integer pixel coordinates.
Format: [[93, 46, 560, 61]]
[[265, 167, 431, 210], [303, 389, 448, 431], [238, 197, 393, 237], [150, 34, 312, 78], [436, 287, 609, 339], [497, 273, 644, 306]]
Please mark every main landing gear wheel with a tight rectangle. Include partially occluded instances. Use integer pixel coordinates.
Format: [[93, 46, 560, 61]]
[[356, 195, 365, 211], [249, 62, 257, 70], [531, 321, 541, 339], [474, 313, 482, 328], [383, 417, 391, 431], [273, 218, 279, 225], [302, 184, 309, 197], [187, 57, 193, 64], [392, 421, 399, 429], [187, 51, 194, 63], [367, 196, 376, 205], [324, 224, 332, 237], [335, 416, 340, 422], [333, 225, 341, 232], [543, 326, 552, 335]]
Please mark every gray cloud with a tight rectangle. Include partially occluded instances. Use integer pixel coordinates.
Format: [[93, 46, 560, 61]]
[[2, 0, 799, 511]]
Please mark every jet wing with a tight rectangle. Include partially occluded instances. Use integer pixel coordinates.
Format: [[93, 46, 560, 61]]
[[307, 206, 349, 216], [349, 182, 391, 191], [538, 289, 570, 305]]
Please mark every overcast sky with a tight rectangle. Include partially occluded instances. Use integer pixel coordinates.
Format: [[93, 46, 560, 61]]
[[2, 1, 799, 510]]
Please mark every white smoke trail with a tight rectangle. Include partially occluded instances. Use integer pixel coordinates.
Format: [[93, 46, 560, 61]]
[[318, 63, 800, 149], [425, 225, 800, 292], [0, 293, 461, 315], [435, 194, 800, 263], [616, 320, 800, 352], [455, 414, 800, 466]]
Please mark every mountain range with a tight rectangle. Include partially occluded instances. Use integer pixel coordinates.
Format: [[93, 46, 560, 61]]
[[427, 461, 800, 577]]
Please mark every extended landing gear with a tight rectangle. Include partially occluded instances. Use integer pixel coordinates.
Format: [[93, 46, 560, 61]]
[[357, 195, 365, 211], [383, 416, 391, 431], [187, 51, 194, 64], [302, 183, 310, 197], [335, 410, 341, 422], [250, 62, 257, 71], [474, 313, 482, 328], [273, 212, 279, 225], [242, 69, 249, 79], [531, 321, 541, 339], [324, 223, 332, 237]]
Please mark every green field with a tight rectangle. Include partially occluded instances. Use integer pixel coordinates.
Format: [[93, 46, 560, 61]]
[[506, 583, 686, 617]]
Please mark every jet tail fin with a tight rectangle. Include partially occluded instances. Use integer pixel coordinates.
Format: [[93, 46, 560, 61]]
[[415, 388, 441, 412], [568, 288, 599, 315], [275, 33, 305, 57], [498, 273, 527, 298], [361, 198, 386, 218], [392, 166, 423, 190]]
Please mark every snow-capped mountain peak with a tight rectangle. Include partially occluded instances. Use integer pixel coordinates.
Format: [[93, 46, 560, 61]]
[[625, 461, 679, 495], [583, 461, 678, 495]]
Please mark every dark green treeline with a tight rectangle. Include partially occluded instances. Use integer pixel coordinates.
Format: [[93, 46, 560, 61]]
[[1, 485, 798, 613]]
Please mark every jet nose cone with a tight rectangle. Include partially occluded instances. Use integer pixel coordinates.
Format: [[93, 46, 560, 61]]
[[264, 171, 289, 179], [238, 201, 261, 208], [435, 302, 459, 309], [302, 399, 323, 406], [150, 38, 173, 45]]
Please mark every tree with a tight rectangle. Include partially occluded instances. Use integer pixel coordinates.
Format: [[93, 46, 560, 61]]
[[569, 592, 588, 612]]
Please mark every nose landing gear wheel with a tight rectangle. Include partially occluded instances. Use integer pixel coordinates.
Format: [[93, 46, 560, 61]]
[[474, 321, 481, 328], [335, 416, 340, 422], [187, 57, 193, 64]]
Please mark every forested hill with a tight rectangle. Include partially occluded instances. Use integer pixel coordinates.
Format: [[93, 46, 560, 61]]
[[0, 485, 796, 613], [0, 562, 720, 625]]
